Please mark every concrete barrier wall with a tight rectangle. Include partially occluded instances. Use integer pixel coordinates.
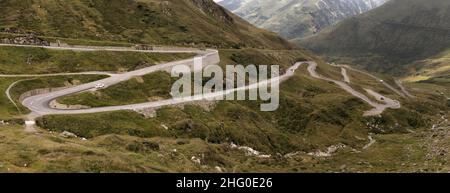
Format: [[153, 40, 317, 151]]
[[19, 87, 67, 103]]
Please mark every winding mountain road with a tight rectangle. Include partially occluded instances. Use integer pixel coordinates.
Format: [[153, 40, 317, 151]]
[[22, 60, 302, 116], [307, 62, 401, 116], [0, 43, 404, 129], [330, 63, 412, 98], [21, 50, 220, 116]]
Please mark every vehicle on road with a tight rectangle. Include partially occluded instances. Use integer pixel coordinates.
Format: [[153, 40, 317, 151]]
[[95, 83, 106, 89]]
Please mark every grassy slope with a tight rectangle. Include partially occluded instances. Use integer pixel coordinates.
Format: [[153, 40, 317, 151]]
[[0, 124, 244, 172], [37, 49, 445, 156], [0, 78, 22, 118], [58, 72, 175, 107], [1, 116, 448, 173], [0, 0, 291, 49], [0, 46, 194, 74], [0, 0, 447, 172], [401, 49, 449, 100], [403, 49, 450, 85], [0, 47, 444, 172]]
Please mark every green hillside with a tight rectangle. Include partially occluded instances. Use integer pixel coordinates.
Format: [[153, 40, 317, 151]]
[[0, 45, 194, 74], [0, 0, 447, 173], [0, 48, 442, 172], [0, 0, 292, 49]]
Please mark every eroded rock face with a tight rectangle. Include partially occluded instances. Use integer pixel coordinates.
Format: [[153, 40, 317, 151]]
[[0, 34, 50, 46], [219, 0, 388, 39], [191, 0, 234, 24]]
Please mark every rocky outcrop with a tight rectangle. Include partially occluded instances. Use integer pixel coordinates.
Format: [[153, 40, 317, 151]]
[[219, 0, 388, 39], [191, 0, 234, 24], [0, 34, 50, 46], [60, 131, 78, 138], [0, 27, 24, 34]]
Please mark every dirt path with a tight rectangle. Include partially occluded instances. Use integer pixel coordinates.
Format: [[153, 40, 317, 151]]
[[396, 80, 416, 98], [331, 63, 408, 98], [341, 68, 350, 83]]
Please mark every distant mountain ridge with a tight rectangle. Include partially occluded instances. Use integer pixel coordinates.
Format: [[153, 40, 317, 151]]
[[297, 0, 450, 75], [217, 0, 387, 39]]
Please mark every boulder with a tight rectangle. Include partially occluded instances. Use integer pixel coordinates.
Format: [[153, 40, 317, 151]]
[[60, 131, 78, 138]]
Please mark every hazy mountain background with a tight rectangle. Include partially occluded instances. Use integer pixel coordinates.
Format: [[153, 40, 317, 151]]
[[216, 0, 388, 39], [297, 0, 450, 76]]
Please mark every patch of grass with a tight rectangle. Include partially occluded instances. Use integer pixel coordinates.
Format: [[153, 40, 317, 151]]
[[0, 46, 194, 74], [0, 125, 233, 172], [58, 72, 175, 107], [0, 78, 22, 119], [37, 111, 170, 139]]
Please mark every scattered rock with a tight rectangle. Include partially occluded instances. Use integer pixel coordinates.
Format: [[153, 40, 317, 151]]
[[60, 131, 77, 138], [134, 76, 145, 83], [307, 144, 346, 157], [215, 166, 224, 173], [230, 142, 271, 158], [135, 108, 157, 118], [0, 34, 50, 46], [191, 156, 201, 165]]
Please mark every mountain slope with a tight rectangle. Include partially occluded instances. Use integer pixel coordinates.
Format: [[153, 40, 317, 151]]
[[0, 0, 447, 173], [218, 0, 387, 39], [297, 0, 450, 75], [0, 0, 291, 49]]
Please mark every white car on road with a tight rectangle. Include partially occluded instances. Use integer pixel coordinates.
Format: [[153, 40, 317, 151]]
[[95, 83, 106, 89]]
